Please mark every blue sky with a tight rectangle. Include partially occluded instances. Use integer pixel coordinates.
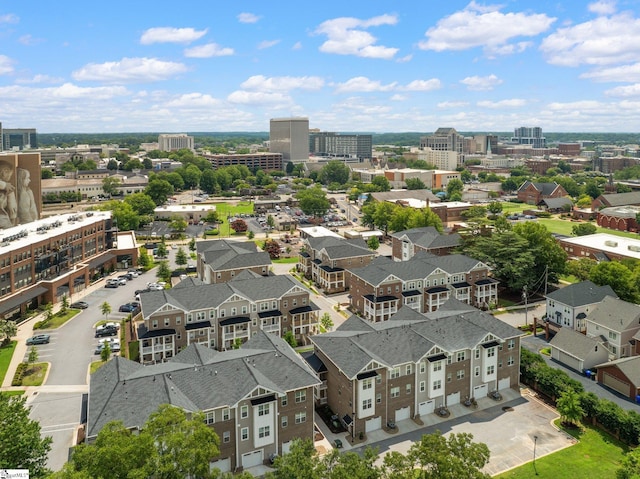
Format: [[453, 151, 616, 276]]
[[1, 1, 640, 133]]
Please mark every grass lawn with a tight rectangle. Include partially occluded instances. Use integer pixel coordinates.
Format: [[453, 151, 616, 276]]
[[90, 361, 106, 374], [0, 341, 17, 384], [34, 309, 80, 329], [19, 362, 48, 386], [496, 422, 628, 479], [273, 257, 299, 264], [501, 202, 527, 214], [537, 217, 640, 239], [212, 202, 256, 237], [1, 390, 25, 397]]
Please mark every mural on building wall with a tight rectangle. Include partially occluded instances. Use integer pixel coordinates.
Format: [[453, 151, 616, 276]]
[[0, 153, 41, 229]]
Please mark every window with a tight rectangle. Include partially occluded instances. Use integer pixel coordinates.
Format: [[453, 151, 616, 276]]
[[447, 373, 452, 383], [406, 364, 412, 375], [406, 383, 412, 394], [456, 351, 466, 362], [258, 404, 270, 416], [259, 426, 270, 439], [433, 361, 442, 372], [231, 307, 237, 316], [487, 347, 496, 358], [241, 405, 248, 419], [457, 370, 465, 380], [433, 380, 442, 390], [486, 365, 495, 375], [376, 393, 382, 403], [391, 387, 400, 398], [281, 395, 288, 407], [419, 381, 426, 392], [420, 361, 426, 374], [362, 398, 372, 410], [362, 378, 373, 390], [390, 367, 400, 379], [376, 375, 382, 384], [505, 356, 513, 366], [295, 390, 306, 403], [508, 339, 515, 350], [241, 427, 249, 441], [295, 412, 306, 424], [204, 411, 215, 425], [609, 331, 618, 340], [281, 416, 288, 428], [475, 349, 480, 359], [223, 431, 230, 443], [474, 367, 480, 377]]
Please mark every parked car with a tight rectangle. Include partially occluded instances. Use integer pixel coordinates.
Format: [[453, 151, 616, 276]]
[[127, 270, 139, 278], [26, 334, 50, 345], [103, 321, 121, 330], [105, 279, 119, 288], [116, 276, 128, 285], [119, 303, 138, 313], [95, 340, 120, 354], [135, 288, 151, 296], [95, 325, 118, 338], [70, 301, 89, 309]]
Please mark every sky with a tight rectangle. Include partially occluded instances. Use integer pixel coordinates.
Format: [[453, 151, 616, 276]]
[[2, 1, 640, 134]]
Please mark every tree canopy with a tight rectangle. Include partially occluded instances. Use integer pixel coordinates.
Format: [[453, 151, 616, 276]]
[[319, 160, 350, 186], [296, 186, 330, 217]]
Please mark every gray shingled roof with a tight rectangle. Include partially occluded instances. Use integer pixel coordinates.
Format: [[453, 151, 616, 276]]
[[550, 327, 604, 360], [306, 236, 373, 260], [518, 181, 560, 196], [599, 191, 640, 207], [391, 227, 461, 250], [197, 239, 271, 271], [540, 197, 573, 209], [586, 296, 640, 331], [88, 331, 319, 439], [546, 281, 616, 307]]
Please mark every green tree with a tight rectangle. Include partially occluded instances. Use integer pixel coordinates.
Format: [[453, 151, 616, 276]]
[[247, 230, 255, 240], [296, 186, 330, 217], [188, 237, 197, 252], [61, 294, 69, 314], [145, 178, 175, 206], [283, 330, 297, 348], [100, 301, 111, 321], [156, 241, 168, 258], [319, 160, 350, 186], [97, 200, 140, 231], [566, 258, 597, 281], [512, 221, 567, 286], [501, 178, 519, 193], [0, 394, 52, 477], [268, 438, 325, 479], [446, 178, 464, 198], [462, 205, 487, 220], [556, 388, 584, 427], [44, 302, 54, 323], [0, 319, 17, 345], [101, 176, 121, 196], [371, 175, 391, 192], [267, 214, 276, 228], [617, 447, 640, 479], [372, 202, 397, 235], [584, 180, 603, 199], [323, 447, 380, 479], [41, 169, 53, 179], [406, 208, 444, 232], [175, 247, 188, 267], [203, 210, 220, 224], [320, 313, 334, 332], [124, 192, 157, 216], [367, 235, 380, 250], [487, 201, 503, 216], [572, 223, 598, 236], [157, 261, 171, 283], [28, 345, 39, 370], [169, 216, 188, 233], [405, 177, 426, 190], [590, 261, 638, 302], [100, 341, 111, 362]]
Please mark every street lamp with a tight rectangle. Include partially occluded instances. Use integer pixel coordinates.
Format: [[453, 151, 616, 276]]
[[533, 435, 538, 475], [522, 285, 528, 327]]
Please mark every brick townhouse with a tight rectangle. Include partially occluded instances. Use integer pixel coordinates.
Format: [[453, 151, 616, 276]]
[[197, 239, 272, 284], [88, 332, 319, 473], [347, 251, 499, 322], [308, 300, 522, 439], [137, 274, 319, 363], [390, 226, 461, 261]]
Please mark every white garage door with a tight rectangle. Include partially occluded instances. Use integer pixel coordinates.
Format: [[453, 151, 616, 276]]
[[603, 372, 630, 396], [395, 406, 411, 421], [242, 450, 263, 469], [446, 392, 460, 406], [473, 384, 488, 398], [282, 441, 292, 454], [210, 458, 231, 473], [419, 400, 434, 416], [498, 377, 511, 391], [557, 350, 582, 371], [365, 416, 382, 433]]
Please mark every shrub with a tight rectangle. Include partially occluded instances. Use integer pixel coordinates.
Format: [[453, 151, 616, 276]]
[[12, 362, 28, 386]]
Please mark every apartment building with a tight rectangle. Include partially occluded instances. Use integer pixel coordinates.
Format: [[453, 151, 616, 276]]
[[88, 332, 319, 473], [390, 227, 461, 261], [347, 252, 498, 321], [202, 152, 283, 172], [197, 239, 272, 284], [158, 133, 194, 151], [298, 235, 376, 294], [136, 274, 319, 363], [309, 300, 522, 438]]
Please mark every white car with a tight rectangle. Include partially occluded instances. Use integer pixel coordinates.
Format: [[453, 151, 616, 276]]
[[147, 283, 164, 291], [127, 270, 139, 278]]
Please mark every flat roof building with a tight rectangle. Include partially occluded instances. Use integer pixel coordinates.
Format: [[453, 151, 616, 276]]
[[269, 117, 309, 165]]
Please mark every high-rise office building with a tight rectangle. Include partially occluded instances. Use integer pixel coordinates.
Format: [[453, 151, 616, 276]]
[[512, 127, 546, 148], [309, 131, 372, 161], [158, 133, 194, 151], [269, 117, 309, 164], [420, 128, 464, 154], [2, 128, 38, 150]]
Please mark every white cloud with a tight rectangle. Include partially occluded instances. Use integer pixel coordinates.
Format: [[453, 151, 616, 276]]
[[390, 94, 406, 101], [541, 13, 640, 66], [184, 43, 234, 58], [18, 34, 43, 46], [227, 90, 292, 105], [314, 14, 399, 59], [140, 27, 207, 45], [400, 79, 442, 91], [292, 42, 302, 50], [437, 101, 470, 108], [419, 2, 555, 56], [258, 39, 280, 50], [0, 13, 19, 24], [477, 98, 526, 108], [460, 74, 503, 91], [16, 74, 64, 84], [334, 76, 397, 93], [0, 55, 14, 75], [581, 63, 640, 82], [237, 12, 260, 24], [0, 83, 129, 101], [588, 1, 617, 15], [605, 83, 640, 97], [72, 57, 188, 83], [397, 54, 413, 63], [165, 93, 221, 108], [240, 75, 324, 91]]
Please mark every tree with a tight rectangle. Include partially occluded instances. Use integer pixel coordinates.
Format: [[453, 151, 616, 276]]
[[372, 202, 396, 235], [320, 313, 334, 332], [283, 330, 297, 348], [102, 176, 121, 196], [446, 178, 464, 198], [487, 201, 503, 216], [156, 241, 168, 258], [100, 302, 111, 321], [124, 192, 157, 216], [367, 235, 380, 250], [323, 447, 380, 479], [0, 319, 17, 345], [157, 261, 171, 283], [28, 345, 39, 371], [296, 186, 330, 217], [44, 302, 54, 323], [371, 175, 391, 192], [188, 237, 197, 252], [175, 247, 188, 267], [269, 438, 325, 479], [100, 341, 111, 362], [319, 160, 350, 186], [382, 431, 490, 479], [406, 208, 444, 232], [203, 210, 220, 224], [501, 178, 519, 193], [97, 200, 140, 231], [572, 223, 597, 236], [405, 177, 426, 190], [230, 218, 248, 233], [512, 221, 567, 286], [566, 258, 597, 281], [263, 239, 281, 259], [61, 294, 69, 314], [462, 206, 487, 220], [169, 216, 188, 233], [590, 261, 638, 302], [145, 179, 174, 206], [267, 214, 276, 228], [0, 394, 52, 477], [41, 169, 53, 179], [556, 388, 584, 427], [247, 230, 255, 240], [617, 447, 640, 479]]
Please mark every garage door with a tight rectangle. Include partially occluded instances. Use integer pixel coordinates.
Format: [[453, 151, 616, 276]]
[[282, 441, 292, 454], [557, 350, 582, 371], [473, 384, 488, 398], [446, 392, 460, 406], [498, 377, 511, 391], [419, 400, 434, 416], [603, 372, 630, 396], [242, 450, 263, 469], [365, 416, 382, 433], [210, 458, 231, 473], [395, 406, 411, 421]]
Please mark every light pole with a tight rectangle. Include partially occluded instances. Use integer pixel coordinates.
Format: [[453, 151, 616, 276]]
[[522, 285, 528, 327], [533, 435, 538, 475]]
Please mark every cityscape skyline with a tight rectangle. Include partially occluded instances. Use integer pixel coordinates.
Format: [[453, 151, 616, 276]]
[[1, 1, 640, 133]]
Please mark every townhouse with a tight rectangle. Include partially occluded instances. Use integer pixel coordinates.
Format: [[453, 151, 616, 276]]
[[390, 226, 461, 261], [309, 300, 522, 438], [197, 239, 272, 284], [136, 274, 319, 363], [585, 296, 640, 360], [88, 332, 320, 473], [298, 235, 376, 294], [347, 251, 499, 321]]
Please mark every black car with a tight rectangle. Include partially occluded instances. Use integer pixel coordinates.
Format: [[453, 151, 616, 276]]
[[95, 325, 118, 337], [119, 303, 137, 313], [70, 301, 89, 309], [135, 288, 151, 296]]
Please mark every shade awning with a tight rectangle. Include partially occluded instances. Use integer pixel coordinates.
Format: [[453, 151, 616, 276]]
[[185, 320, 211, 331], [219, 316, 250, 326], [0, 286, 47, 314], [87, 253, 115, 269]]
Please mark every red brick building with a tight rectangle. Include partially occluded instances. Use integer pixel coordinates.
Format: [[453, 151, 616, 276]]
[[516, 181, 568, 205]]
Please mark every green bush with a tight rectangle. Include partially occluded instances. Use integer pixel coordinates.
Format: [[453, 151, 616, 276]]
[[12, 363, 27, 386], [205, 229, 219, 236]]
